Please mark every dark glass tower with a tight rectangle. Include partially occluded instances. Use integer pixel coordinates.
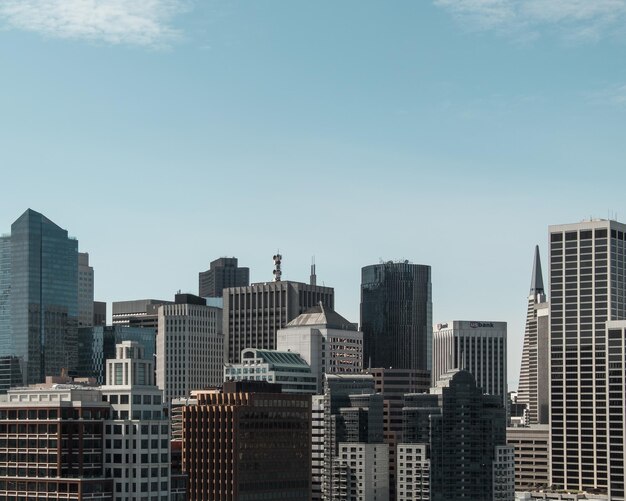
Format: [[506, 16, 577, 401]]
[[0, 209, 78, 385], [360, 261, 432, 371]]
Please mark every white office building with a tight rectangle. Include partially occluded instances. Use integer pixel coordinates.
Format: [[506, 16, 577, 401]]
[[277, 303, 363, 394], [396, 443, 430, 501], [156, 296, 223, 403], [432, 320, 507, 406], [332, 443, 389, 501], [101, 341, 171, 500]]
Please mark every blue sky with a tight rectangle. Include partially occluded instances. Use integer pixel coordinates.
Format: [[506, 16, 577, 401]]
[[1, 0, 626, 388]]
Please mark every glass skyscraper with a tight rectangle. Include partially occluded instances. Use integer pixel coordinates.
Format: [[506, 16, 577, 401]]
[[360, 261, 432, 371], [0, 209, 78, 385]]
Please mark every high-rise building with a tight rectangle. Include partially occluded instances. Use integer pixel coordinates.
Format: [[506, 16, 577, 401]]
[[367, 368, 430, 501], [198, 257, 249, 298], [360, 261, 432, 371], [156, 293, 223, 403], [432, 320, 508, 407], [78, 252, 94, 328], [312, 395, 325, 501], [100, 341, 171, 500], [548, 220, 626, 494], [112, 298, 172, 329], [396, 444, 430, 501], [323, 374, 383, 500], [224, 280, 334, 364], [224, 347, 317, 394], [517, 246, 550, 425], [277, 303, 363, 393], [93, 301, 107, 326], [400, 370, 513, 501], [181, 381, 311, 501], [332, 443, 389, 501], [0, 209, 79, 385], [506, 424, 549, 492]]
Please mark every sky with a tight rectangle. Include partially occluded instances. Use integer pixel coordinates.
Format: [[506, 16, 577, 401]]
[[1, 0, 626, 389]]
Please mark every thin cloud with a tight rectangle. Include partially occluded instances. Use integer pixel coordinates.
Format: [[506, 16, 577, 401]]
[[435, 0, 626, 41], [0, 0, 189, 48], [588, 84, 626, 109]]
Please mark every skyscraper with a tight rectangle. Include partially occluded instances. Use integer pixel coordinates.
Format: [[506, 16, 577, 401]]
[[0, 209, 79, 385], [549, 219, 626, 494], [78, 252, 94, 327], [432, 320, 508, 407], [517, 245, 549, 425], [223, 280, 334, 364], [198, 257, 249, 298], [360, 261, 432, 371]]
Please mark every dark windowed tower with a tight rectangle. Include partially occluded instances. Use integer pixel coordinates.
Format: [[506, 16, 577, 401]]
[[198, 257, 249, 298], [0, 209, 79, 385], [360, 262, 432, 371]]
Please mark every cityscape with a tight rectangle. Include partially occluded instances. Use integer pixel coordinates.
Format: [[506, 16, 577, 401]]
[[2, 1, 626, 500]]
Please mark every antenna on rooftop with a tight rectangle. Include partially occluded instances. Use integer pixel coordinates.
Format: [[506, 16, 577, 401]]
[[273, 252, 282, 282], [310, 256, 317, 286]]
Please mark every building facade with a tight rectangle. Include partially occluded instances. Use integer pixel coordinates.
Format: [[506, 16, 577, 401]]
[[156, 294, 223, 403], [112, 299, 171, 329], [223, 280, 334, 364], [360, 262, 432, 371], [0, 209, 79, 385], [198, 257, 249, 298], [432, 320, 508, 407], [181, 381, 311, 501], [277, 303, 363, 393], [100, 341, 171, 500], [224, 348, 317, 394], [517, 246, 550, 425], [549, 220, 626, 495], [332, 443, 390, 501], [78, 252, 94, 328], [506, 424, 549, 492]]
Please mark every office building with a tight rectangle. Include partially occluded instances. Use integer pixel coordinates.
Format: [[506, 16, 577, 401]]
[[78, 252, 94, 328], [396, 444, 430, 501], [198, 257, 249, 298], [156, 293, 223, 403], [0, 382, 113, 500], [323, 374, 383, 500], [0, 356, 22, 395], [224, 279, 334, 364], [181, 381, 311, 501], [112, 298, 172, 329], [506, 425, 549, 492], [224, 347, 317, 393], [361, 261, 432, 371], [0, 209, 79, 385], [277, 303, 363, 393], [401, 370, 513, 501], [518, 246, 550, 425], [548, 220, 626, 495], [332, 443, 389, 501], [77, 325, 157, 384], [312, 395, 325, 501], [100, 341, 170, 500], [432, 320, 508, 406], [93, 301, 106, 326], [367, 368, 430, 501]]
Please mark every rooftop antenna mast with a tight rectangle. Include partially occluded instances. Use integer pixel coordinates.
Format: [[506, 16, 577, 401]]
[[273, 252, 282, 282], [310, 256, 317, 286]]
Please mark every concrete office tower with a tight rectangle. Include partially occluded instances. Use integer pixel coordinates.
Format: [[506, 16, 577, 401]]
[[517, 246, 550, 425], [361, 261, 432, 371], [548, 220, 626, 495], [277, 303, 363, 393], [78, 252, 94, 327], [323, 374, 383, 501], [401, 370, 513, 501], [506, 424, 549, 491], [112, 298, 173, 328], [224, 347, 317, 393], [312, 395, 325, 501], [0, 383, 113, 499], [332, 443, 390, 501], [0, 209, 79, 385], [182, 381, 312, 501], [367, 368, 431, 501], [156, 293, 223, 403], [100, 341, 171, 500], [93, 301, 106, 326], [198, 257, 249, 298], [396, 444, 430, 501], [223, 279, 334, 364], [432, 320, 508, 407]]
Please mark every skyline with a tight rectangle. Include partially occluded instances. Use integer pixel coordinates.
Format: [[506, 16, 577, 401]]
[[2, 1, 626, 389]]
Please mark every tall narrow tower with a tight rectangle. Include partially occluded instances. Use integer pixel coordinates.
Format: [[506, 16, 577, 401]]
[[517, 245, 549, 424]]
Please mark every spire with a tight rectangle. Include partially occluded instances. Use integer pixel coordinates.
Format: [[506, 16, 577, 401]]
[[310, 256, 317, 286], [530, 245, 544, 294]]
